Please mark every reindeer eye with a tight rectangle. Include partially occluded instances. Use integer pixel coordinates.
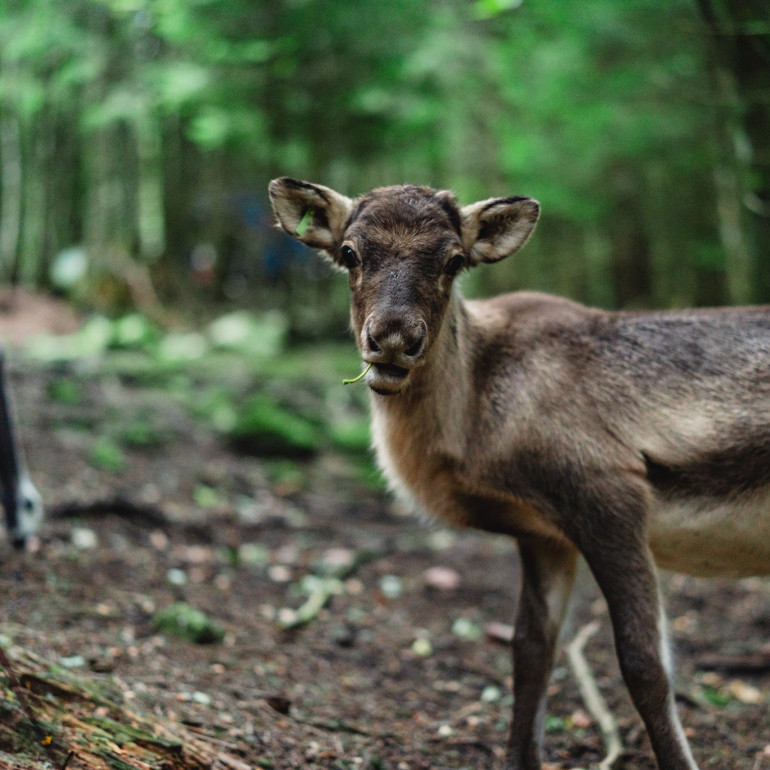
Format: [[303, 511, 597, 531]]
[[340, 245, 359, 268], [444, 254, 464, 277]]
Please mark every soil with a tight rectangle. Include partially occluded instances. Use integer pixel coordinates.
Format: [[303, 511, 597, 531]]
[[0, 296, 768, 770]]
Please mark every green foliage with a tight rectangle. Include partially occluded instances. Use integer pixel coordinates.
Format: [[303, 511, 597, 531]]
[[701, 684, 732, 707], [89, 437, 126, 473], [153, 601, 225, 644], [229, 395, 322, 457], [46, 379, 83, 406], [118, 412, 170, 448], [328, 417, 371, 454], [4, 0, 766, 315], [207, 311, 288, 358]]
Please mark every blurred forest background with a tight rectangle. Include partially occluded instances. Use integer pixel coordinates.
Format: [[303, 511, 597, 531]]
[[0, 0, 769, 340]]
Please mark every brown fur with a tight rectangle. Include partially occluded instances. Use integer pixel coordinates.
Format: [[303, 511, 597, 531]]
[[269, 177, 770, 770]]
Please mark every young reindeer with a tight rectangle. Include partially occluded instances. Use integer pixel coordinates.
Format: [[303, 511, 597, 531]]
[[269, 177, 770, 770]]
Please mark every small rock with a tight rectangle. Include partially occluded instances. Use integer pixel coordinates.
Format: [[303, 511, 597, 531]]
[[166, 568, 188, 586], [484, 621, 515, 644], [727, 679, 763, 704], [571, 708, 593, 729], [379, 574, 403, 599], [71, 527, 98, 550], [268, 564, 292, 583], [481, 685, 502, 703], [452, 617, 482, 641], [423, 565, 461, 591], [412, 637, 433, 657]]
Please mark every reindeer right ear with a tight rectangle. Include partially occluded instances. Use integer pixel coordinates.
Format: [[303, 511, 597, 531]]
[[461, 195, 540, 266], [268, 177, 353, 256]]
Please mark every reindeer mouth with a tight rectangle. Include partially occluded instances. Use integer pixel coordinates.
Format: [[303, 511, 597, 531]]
[[374, 363, 409, 379], [368, 362, 411, 395]]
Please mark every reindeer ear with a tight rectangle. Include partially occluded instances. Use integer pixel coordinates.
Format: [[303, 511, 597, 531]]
[[268, 177, 353, 255], [460, 196, 540, 265]]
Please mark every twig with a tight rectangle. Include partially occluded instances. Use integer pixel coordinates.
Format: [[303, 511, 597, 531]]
[[49, 495, 169, 528], [753, 746, 770, 770], [566, 621, 624, 770], [0, 640, 71, 770], [278, 550, 381, 631]]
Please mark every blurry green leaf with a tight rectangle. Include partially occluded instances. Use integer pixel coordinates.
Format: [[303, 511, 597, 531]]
[[701, 685, 731, 708], [188, 107, 231, 149], [89, 438, 126, 473], [545, 715, 567, 732], [154, 602, 224, 644], [229, 395, 322, 457], [328, 417, 371, 453], [264, 460, 306, 490], [451, 617, 483, 641], [157, 333, 208, 363], [111, 314, 160, 351], [473, 0, 523, 20], [154, 61, 210, 110], [238, 543, 270, 566], [76, 316, 113, 357], [119, 417, 168, 448], [193, 484, 222, 508], [47, 379, 83, 406], [207, 311, 288, 357]]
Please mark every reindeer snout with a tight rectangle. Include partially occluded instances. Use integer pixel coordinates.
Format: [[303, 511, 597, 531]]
[[363, 312, 427, 363]]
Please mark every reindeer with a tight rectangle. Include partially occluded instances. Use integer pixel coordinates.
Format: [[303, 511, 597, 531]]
[[268, 177, 770, 770]]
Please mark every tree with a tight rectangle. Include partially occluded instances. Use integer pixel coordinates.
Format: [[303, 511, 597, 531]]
[[697, 0, 770, 303]]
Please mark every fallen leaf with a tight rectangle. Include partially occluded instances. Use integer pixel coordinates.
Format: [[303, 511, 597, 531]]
[[412, 637, 433, 657], [570, 708, 593, 729], [726, 679, 763, 704], [484, 621, 514, 644], [423, 565, 461, 591]]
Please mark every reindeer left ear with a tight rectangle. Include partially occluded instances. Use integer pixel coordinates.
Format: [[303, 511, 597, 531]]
[[461, 196, 540, 265], [268, 177, 353, 254]]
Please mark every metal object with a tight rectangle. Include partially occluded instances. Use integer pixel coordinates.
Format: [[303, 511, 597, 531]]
[[0, 351, 43, 547]]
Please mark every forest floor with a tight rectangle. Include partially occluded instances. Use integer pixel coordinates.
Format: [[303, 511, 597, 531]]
[[0, 291, 768, 770]]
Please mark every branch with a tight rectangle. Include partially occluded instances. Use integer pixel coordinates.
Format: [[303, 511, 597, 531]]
[[566, 621, 624, 770], [49, 495, 169, 529], [0, 641, 73, 770]]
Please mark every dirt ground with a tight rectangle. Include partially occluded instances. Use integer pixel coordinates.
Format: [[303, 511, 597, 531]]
[[0, 297, 768, 770]]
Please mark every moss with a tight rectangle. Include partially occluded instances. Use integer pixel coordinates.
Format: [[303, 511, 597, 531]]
[[153, 602, 225, 644], [228, 395, 322, 457]]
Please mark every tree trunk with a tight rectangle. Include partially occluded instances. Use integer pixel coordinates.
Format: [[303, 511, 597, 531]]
[[135, 113, 166, 263], [697, 0, 770, 303], [0, 110, 23, 284]]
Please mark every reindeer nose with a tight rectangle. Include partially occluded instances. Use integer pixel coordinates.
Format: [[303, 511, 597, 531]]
[[364, 313, 426, 361]]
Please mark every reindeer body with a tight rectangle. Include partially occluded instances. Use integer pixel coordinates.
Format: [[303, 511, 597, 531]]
[[269, 177, 770, 770], [374, 292, 770, 578]]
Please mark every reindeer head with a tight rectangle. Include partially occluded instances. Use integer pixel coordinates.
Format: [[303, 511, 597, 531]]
[[269, 178, 539, 395]]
